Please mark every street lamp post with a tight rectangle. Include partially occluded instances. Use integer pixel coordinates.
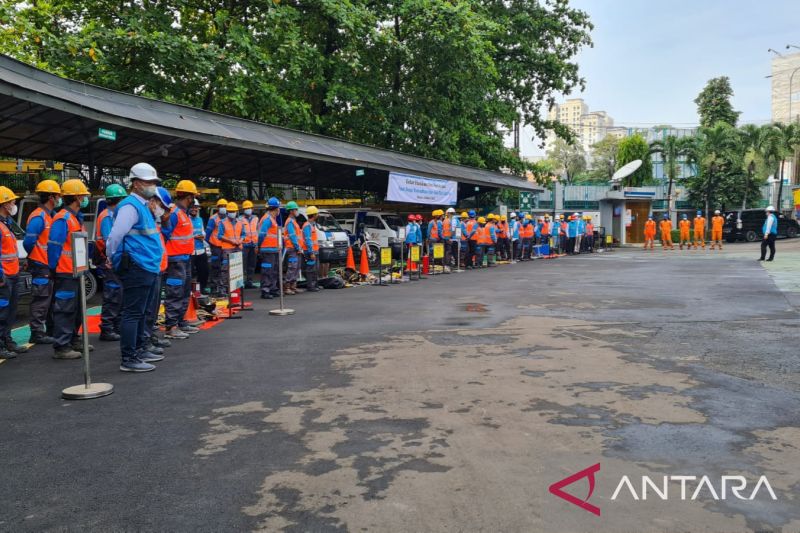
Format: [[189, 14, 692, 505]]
[[742, 160, 755, 215], [788, 66, 800, 124]]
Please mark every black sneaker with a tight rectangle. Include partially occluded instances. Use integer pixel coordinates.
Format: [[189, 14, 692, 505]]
[[5, 341, 29, 354], [145, 344, 165, 355], [0, 347, 17, 359], [29, 334, 55, 345], [99, 331, 121, 342], [261, 293, 274, 299], [139, 351, 165, 363], [151, 336, 172, 348], [53, 347, 81, 360], [71, 341, 94, 352]]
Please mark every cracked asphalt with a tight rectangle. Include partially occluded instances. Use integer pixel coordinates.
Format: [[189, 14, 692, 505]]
[[2, 240, 799, 532]]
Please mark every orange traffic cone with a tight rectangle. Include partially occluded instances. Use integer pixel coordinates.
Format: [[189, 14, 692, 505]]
[[359, 246, 370, 279], [184, 294, 199, 323], [346, 246, 356, 271]]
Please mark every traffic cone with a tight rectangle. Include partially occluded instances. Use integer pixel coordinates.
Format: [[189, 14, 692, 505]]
[[359, 245, 370, 279], [184, 294, 199, 323], [346, 246, 356, 271]]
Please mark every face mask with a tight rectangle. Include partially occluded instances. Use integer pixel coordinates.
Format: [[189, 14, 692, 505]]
[[228, 212, 236, 219], [79, 197, 89, 209], [55, 197, 63, 208], [218, 208, 227, 216], [244, 209, 253, 216], [141, 184, 157, 199], [8, 203, 18, 217], [153, 205, 165, 219]]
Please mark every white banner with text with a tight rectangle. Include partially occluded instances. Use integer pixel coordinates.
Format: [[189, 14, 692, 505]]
[[386, 172, 457, 206]]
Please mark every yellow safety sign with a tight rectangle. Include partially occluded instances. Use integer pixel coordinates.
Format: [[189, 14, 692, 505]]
[[380, 247, 392, 266], [433, 243, 445, 259], [606, 235, 613, 244], [411, 245, 421, 262]]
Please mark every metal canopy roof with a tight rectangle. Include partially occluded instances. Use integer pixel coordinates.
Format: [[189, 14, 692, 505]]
[[0, 55, 541, 195]]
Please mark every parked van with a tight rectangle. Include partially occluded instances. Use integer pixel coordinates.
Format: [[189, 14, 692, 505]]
[[329, 209, 405, 248]]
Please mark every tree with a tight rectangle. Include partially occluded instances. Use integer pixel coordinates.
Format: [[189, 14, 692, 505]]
[[648, 135, 692, 221], [0, 0, 593, 177], [616, 134, 652, 186], [545, 138, 586, 184], [773, 123, 800, 209], [588, 134, 619, 181], [694, 77, 740, 128]]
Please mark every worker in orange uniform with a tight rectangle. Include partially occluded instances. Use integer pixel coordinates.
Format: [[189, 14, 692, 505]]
[[710, 209, 725, 250], [475, 216, 491, 268], [693, 210, 706, 250], [239, 200, 258, 288], [301, 206, 321, 292], [0, 186, 23, 359], [659, 214, 674, 250], [215, 202, 244, 296], [644, 215, 656, 251], [678, 214, 691, 249], [47, 179, 92, 359], [23, 179, 61, 346]]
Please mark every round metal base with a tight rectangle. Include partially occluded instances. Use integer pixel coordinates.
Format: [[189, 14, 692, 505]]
[[269, 308, 295, 316], [62, 383, 114, 400]]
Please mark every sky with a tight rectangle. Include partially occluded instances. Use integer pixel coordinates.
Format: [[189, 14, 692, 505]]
[[520, 0, 800, 156]]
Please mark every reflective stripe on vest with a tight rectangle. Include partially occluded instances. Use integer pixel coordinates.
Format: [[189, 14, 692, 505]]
[[441, 219, 452, 239], [429, 220, 440, 241], [208, 215, 225, 247], [95, 208, 110, 258], [466, 220, 479, 241], [165, 207, 195, 257], [241, 216, 258, 245], [220, 218, 238, 250], [113, 196, 164, 274], [477, 226, 492, 245], [26, 207, 52, 265], [258, 214, 280, 250], [0, 220, 20, 277], [283, 218, 301, 249], [302, 221, 319, 252], [51, 210, 83, 274], [159, 233, 168, 272]]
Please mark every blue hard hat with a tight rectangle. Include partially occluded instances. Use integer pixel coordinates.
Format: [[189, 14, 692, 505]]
[[682, 214, 688, 219], [156, 186, 172, 207], [267, 197, 280, 208], [468, 210, 476, 217], [663, 213, 669, 219], [697, 210, 702, 216]]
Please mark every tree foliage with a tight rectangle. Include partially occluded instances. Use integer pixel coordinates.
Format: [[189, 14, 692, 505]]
[[694, 77, 740, 128], [587, 134, 619, 181], [615, 134, 652, 186], [545, 137, 586, 184], [0, 0, 592, 175]]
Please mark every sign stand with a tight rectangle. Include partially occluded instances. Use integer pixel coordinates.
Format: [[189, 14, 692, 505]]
[[375, 247, 391, 286], [226, 251, 244, 320], [398, 228, 406, 283], [453, 228, 464, 272], [270, 230, 295, 316], [62, 232, 113, 400]]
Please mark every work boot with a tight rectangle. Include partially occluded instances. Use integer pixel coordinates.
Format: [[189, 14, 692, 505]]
[[99, 331, 121, 342], [284, 283, 296, 295], [5, 340, 29, 354], [151, 336, 172, 348], [179, 325, 200, 334], [29, 333, 55, 345], [53, 347, 82, 360], [293, 283, 305, 293], [0, 346, 16, 359], [144, 343, 165, 356], [260, 292, 274, 299], [165, 327, 189, 339], [71, 339, 94, 352]]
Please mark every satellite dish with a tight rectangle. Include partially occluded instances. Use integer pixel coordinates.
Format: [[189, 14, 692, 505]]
[[611, 159, 643, 182]]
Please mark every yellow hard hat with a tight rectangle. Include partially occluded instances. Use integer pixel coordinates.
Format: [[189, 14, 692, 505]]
[[501, 215, 507, 221], [0, 186, 19, 203], [525, 214, 533, 220], [35, 180, 61, 194], [61, 179, 89, 196], [226, 202, 238, 212], [242, 200, 254, 209], [216, 198, 228, 207], [477, 216, 486, 224], [460, 211, 468, 218], [175, 179, 198, 195], [306, 206, 319, 216]]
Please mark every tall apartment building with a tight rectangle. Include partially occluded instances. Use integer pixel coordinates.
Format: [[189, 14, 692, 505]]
[[771, 51, 800, 124], [543, 98, 617, 162]]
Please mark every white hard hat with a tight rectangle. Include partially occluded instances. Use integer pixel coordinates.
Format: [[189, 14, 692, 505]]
[[129, 162, 160, 182], [714, 209, 720, 214], [446, 207, 455, 214], [510, 212, 517, 218], [766, 205, 775, 212]]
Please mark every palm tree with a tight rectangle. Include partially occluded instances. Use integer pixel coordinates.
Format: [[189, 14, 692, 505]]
[[649, 135, 692, 222], [737, 123, 768, 211], [774, 123, 800, 210]]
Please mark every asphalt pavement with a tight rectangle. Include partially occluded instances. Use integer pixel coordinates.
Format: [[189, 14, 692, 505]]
[[2, 240, 799, 532]]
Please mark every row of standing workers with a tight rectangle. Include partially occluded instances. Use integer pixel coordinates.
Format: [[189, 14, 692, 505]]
[[0, 162, 325, 371], [403, 209, 596, 268]]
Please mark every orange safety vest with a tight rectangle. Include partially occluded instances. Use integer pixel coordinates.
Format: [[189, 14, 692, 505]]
[[159, 233, 168, 272], [241, 215, 258, 245], [0, 219, 20, 277], [429, 219, 440, 241], [660, 220, 672, 234], [694, 217, 706, 235], [51, 209, 83, 275], [560, 221, 567, 235], [208, 214, 226, 248], [302, 221, 319, 252], [165, 207, 194, 257], [679, 219, 690, 232], [521, 223, 534, 238], [644, 220, 656, 237], [219, 218, 239, 250], [283, 217, 301, 249], [712, 215, 724, 232], [441, 218, 452, 239], [26, 206, 53, 265], [258, 214, 279, 249], [466, 219, 479, 241], [94, 208, 110, 259], [586, 223, 594, 234], [496, 222, 507, 238], [477, 226, 492, 245], [541, 222, 550, 235]]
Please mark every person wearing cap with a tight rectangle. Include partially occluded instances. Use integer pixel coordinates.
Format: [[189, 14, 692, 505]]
[[644, 215, 656, 250], [508, 212, 520, 261], [584, 215, 595, 253], [760, 206, 778, 261], [215, 201, 244, 297], [258, 198, 282, 299], [443, 207, 457, 266], [678, 214, 691, 250], [47, 179, 91, 360], [710, 209, 725, 250], [520, 214, 534, 260], [496, 215, 509, 261], [302, 206, 321, 292], [464, 210, 479, 269], [189, 199, 209, 293], [95, 184, 128, 342], [282, 202, 303, 295], [693, 210, 706, 250], [0, 186, 23, 359], [23, 179, 61, 345], [162, 180, 199, 340], [240, 200, 258, 288], [474, 216, 490, 267], [659, 213, 674, 250], [106, 163, 166, 372], [205, 198, 228, 296], [427, 209, 443, 258]]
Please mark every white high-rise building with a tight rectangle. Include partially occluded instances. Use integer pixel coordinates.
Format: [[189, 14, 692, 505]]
[[771, 51, 800, 124], [543, 98, 618, 163]]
